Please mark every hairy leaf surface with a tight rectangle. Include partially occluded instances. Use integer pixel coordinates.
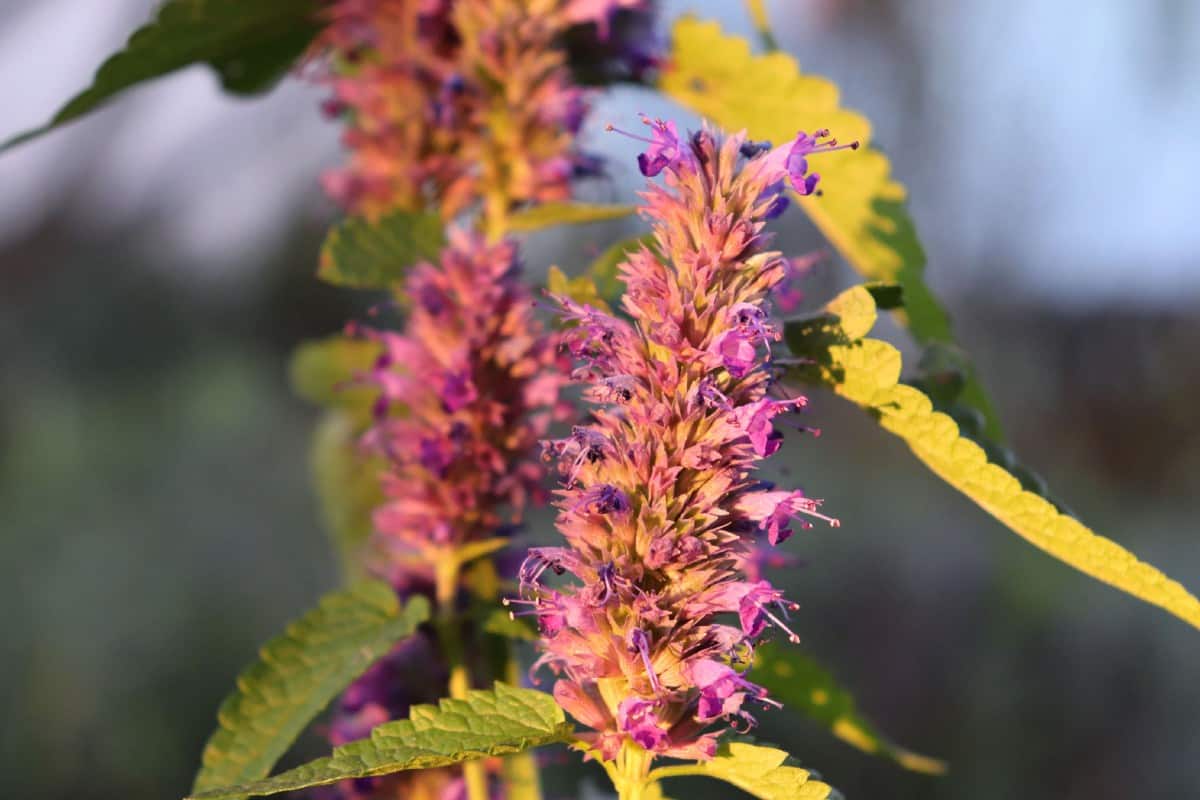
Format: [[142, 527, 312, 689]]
[[189, 683, 572, 799], [650, 741, 833, 800], [785, 286, 1200, 631], [753, 643, 945, 774], [660, 18, 1003, 440], [191, 586, 430, 797], [3, 0, 320, 150], [319, 210, 446, 289], [506, 203, 636, 232]]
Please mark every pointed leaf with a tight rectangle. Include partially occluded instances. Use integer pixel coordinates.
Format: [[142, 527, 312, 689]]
[[649, 741, 833, 800], [319, 210, 446, 289], [659, 18, 1004, 440], [587, 233, 655, 305], [506, 203, 636, 232], [547, 266, 612, 313], [191, 585, 430, 797], [309, 412, 385, 581], [753, 643, 945, 774], [188, 683, 572, 799], [2, 0, 321, 151], [785, 286, 1200, 631]]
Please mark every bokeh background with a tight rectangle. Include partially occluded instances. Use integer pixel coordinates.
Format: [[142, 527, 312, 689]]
[[2, 1, 1199, 798]]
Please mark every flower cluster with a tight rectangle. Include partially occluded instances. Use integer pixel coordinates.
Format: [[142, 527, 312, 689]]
[[315, 0, 653, 220], [514, 122, 850, 762], [355, 230, 570, 577]]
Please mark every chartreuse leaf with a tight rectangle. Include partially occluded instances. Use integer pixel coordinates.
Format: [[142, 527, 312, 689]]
[[753, 643, 945, 774], [506, 203, 636, 232], [309, 412, 385, 581], [191, 584, 430, 797], [289, 334, 382, 423], [2, 0, 321, 151], [319, 210, 446, 289], [659, 18, 1004, 441], [648, 741, 833, 800], [785, 286, 1200, 631], [547, 266, 612, 313], [188, 683, 572, 799]]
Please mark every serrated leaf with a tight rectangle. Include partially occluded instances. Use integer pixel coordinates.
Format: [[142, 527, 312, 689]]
[[753, 643, 945, 774], [2, 0, 320, 151], [319, 210, 446, 289], [191, 585, 430, 798], [785, 286, 1200, 631], [290, 334, 382, 422], [649, 741, 833, 800], [188, 683, 572, 799], [506, 203, 635, 232], [659, 18, 1004, 441], [310, 412, 385, 581]]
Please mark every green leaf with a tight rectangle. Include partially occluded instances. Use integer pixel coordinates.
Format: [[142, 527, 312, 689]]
[[188, 684, 573, 799], [191, 585, 430, 798], [310, 412, 385, 581], [2, 0, 321, 151], [319, 210, 446, 289], [659, 18, 1004, 441], [587, 234, 653, 305], [649, 741, 833, 800], [506, 203, 636, 233], [785, 286, 1200, 632], [481, 608, 539, 642], [753, 643, 946, 774], [547, 266, 611, 313], [289, 334, 382, 422]]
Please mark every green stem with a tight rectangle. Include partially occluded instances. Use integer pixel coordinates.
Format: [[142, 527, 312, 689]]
[[435, 556, 490, 800], [612, 740, 654, 800]]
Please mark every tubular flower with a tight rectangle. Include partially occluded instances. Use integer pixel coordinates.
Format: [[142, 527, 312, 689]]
[[314, 0, 653, 219], [355, 229, 570, 579], [515, 123, 849, 762]]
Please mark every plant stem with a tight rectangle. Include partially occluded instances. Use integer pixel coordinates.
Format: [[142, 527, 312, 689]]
[[613, 740, 653, 800], [435, 554, 490, 800]]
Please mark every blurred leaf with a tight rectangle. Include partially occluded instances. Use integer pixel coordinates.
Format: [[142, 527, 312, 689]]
[[587, 234, 654, 304], [481, 608, 539, 642], [289, 334, 382, 422], [319, 210, 446, 289], [660, 18, 1004, 441], [191, 586, 430, 798], [547, 266, 611, 313], [742, 0, 779, 51], [507, 203, 636, 232], [188, 684, 572, 799], [648, 741, 833, 800], [310, 412, 384, 581], [753, 643, 946, 774], [785, 286, 1200, 632], [2, 0, 321, 151], [864, 281, 904, 311]]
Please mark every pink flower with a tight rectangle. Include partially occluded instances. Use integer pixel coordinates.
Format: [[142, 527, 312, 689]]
[[517, 122, 849, 763]]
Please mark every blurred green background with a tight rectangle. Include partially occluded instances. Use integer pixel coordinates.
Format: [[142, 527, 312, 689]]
[[2, 1, 1199, 799]]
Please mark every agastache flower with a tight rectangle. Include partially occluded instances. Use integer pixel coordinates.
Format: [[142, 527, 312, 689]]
[[517, 122, 847, 763], [357, 230, 569, 569], [313, 0, 656, 218]]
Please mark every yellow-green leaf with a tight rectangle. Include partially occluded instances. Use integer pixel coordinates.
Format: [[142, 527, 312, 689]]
[[547, 266, 612, 313], [660, 18, 1003, 441], [310, 411, 385, 582], [648, 741, 833, 800], [289, 334, 382, 423], [187, 683, 573, 800], [191, 586, 430, 798], [786, 286, 1200, 631], [506, 203, 636, 232], [753, 642, 946, 774], [319, 210, 446, 289]]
